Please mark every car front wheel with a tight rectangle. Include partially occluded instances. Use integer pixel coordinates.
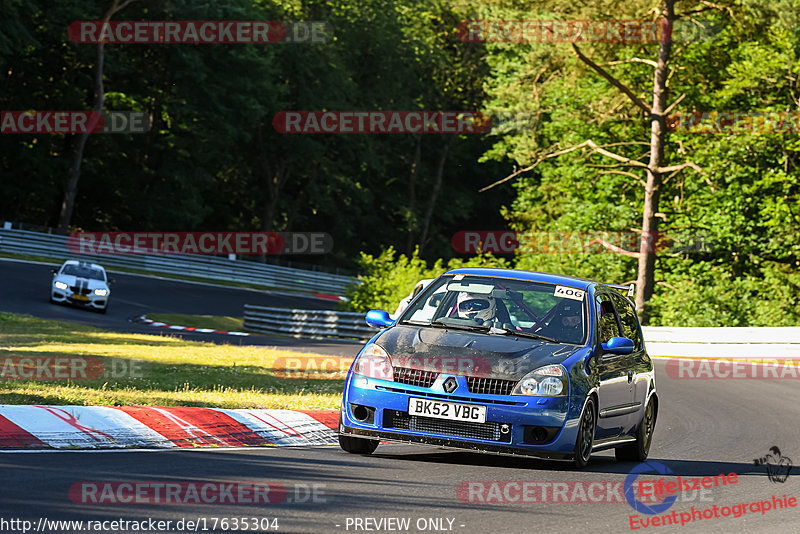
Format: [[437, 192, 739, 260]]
[[573, 397, 596, 469], [615, 398, 656, 462], [338, 434, 379, 455]]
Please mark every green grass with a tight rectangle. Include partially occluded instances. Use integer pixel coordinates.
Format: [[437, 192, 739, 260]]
[[147, 313, 245, 332], [0, 312, 350, 409], [0, 251, 64, 265]]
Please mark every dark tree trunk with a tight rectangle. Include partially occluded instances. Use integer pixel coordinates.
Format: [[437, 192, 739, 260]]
[[57, 0, 136, 233], [405, 136, 422, 255], [635, 0, 675, 322], [285, 166, 318, 231], [255, 126, 292, 262], [419, 136, 453, 254]]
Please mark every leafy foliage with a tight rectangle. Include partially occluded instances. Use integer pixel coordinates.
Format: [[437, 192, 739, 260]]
[[1, 0, 797, 325], [0, 0, 508, 269], [475, 0, 800, 325], [345, 246, 509, 313]]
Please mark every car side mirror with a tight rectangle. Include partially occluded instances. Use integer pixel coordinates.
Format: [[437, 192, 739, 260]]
[[365, 310, 393, 328], [51, 269, 57, 275], [109, 278, 116, 284], [602, 336, 635, 355]]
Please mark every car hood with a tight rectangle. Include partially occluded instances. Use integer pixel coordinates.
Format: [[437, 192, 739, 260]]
[[375, 324, 581, 381], [54, 275, 108, 291]]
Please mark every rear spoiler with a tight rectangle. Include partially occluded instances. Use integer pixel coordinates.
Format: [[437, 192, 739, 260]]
[[606, 283, 635, 298]]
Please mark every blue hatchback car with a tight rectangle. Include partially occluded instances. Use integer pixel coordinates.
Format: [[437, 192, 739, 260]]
[[338, 268, 657, 468]]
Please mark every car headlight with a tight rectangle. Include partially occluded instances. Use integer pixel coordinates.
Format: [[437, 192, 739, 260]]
[[512, 364, 568, 396], [353, 344, 393, 381], [94, 288, 108, 296], [54, 281, 68, 290]]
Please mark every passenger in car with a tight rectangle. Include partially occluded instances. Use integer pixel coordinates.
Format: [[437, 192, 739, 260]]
[[544, 303, 584, 344]]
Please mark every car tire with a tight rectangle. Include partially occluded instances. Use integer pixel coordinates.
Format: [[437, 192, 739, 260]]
[[338, 434, 379, 455], [573, 396, 596, 469], [615, 398, 656, 462]]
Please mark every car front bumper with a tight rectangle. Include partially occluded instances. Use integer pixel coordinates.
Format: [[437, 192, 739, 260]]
[[340, 374, 586, 458], [51, 289, 107, 310]]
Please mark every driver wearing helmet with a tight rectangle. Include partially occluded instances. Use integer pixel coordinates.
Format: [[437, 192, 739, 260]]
[[456, 292, 496, 324], [546, 302, 584, 343]]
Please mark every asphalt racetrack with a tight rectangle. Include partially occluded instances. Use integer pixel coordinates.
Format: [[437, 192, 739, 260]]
[[0, 258, 361, 356], [0, 258, 797, 533]]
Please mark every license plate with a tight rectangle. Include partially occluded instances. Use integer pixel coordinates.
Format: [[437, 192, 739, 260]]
[[72, 295, 89, 301], [408, 397, 486, 423]]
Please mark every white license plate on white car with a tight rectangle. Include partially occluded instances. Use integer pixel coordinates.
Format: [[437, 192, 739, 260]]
[[408, 397, 486, 423]]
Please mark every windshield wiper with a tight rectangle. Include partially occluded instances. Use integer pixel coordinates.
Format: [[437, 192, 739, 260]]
[[398, 319, 452, 329], [430, 318, 490, 332], [489, 326, 559, 343]]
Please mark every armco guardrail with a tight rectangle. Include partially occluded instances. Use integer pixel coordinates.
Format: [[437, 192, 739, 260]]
[[642, 326, 800, 358], [243, 305, 373, 340], [242, 307, 800, 355], [0, 228, 355, 295]]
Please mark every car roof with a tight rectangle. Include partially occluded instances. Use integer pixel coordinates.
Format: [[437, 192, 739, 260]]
[[62, 259, 105, 272], [443, 267, 600, 291]]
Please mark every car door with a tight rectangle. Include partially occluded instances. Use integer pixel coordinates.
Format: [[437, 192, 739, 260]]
[[593, 292, 632, 440], [609, 292, 648, 436]]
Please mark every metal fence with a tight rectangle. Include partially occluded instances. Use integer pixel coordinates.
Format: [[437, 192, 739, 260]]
[[243, 305, 373, 340], [642, 326, 800, 358], [0, 227, 356, 295], [242, 306, 800, 356]]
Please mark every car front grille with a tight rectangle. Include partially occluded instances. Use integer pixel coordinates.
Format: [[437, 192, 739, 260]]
[[385, 410, 510, 442], [466, 377, 517, 396], [70, 286, 91, 296], [375, 386, 524, 406], [393, 367, 439, 388]]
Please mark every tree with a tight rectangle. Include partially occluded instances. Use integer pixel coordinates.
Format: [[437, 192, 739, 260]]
[[481, 0, 703, 321], [568, 0, 703, 320], [57, 0, 138, 233]]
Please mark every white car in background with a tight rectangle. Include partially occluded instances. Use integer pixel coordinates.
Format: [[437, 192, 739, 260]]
[[50, 260, 111, 313]]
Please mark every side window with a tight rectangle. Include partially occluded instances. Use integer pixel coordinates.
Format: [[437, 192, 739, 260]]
[[611, 293, 643, 351], [596, 294, 620, 344]]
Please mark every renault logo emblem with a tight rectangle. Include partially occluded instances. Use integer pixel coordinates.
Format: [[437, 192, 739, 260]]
[[443, 377, 458, 393]]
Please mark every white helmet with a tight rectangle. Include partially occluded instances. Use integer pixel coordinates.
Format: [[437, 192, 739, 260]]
[[456, 292, 496, 323]]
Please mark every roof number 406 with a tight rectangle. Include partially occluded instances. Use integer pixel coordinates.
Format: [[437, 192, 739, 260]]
[[554, 285, 585, 301]]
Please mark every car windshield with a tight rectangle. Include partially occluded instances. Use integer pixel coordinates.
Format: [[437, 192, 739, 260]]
[[61, 264, 105, 281], [398, 274, 587, 345]]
